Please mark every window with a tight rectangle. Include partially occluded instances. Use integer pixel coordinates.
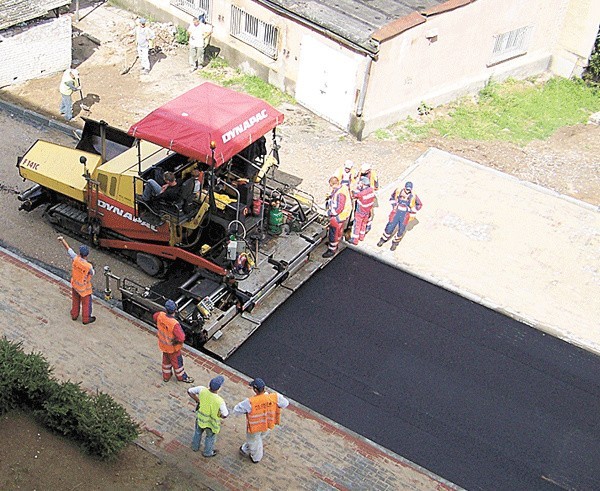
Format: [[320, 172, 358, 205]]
[[109, 177, 117, 196], [230, 6, 278, 59], [97, 173, 108, 193], [170, 0, 210, 19], [489, 26, 532, 65]]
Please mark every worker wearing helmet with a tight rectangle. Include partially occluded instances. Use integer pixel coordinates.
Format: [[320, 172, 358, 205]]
[[350, 176, 376, 245], [153, 299, 194, 383], [377, 181, 422, 251], [359, 162, 379, 233], [334, 159, 359, 191], [57, 236, 96, 324], [58, 68, 80, 122], [323, 175, 352, 258]]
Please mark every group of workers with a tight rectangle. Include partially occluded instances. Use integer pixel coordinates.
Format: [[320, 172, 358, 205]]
[[56, 242, 289, 464], [323, 160, 422, 257]]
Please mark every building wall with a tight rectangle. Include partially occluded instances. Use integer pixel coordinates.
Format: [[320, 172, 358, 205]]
[[0, 16, 72, 86], [116, 0, 598, 138], [361, 0, 569, 136], [552, 0, 600, 77]]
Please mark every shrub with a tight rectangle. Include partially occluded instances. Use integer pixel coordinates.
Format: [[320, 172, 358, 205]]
[[0, 338, 139, 459], [175, 25, 189, 45]]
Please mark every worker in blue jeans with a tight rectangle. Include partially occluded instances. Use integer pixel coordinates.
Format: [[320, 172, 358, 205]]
[[188, 375, 229, 457]]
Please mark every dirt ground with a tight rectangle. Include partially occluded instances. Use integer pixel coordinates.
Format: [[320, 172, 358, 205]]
[[0, 411, 207, 491], [0, 1, 598, 488]]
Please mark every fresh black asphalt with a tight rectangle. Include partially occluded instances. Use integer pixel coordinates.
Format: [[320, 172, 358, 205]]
[[228, 248, 600, 490]]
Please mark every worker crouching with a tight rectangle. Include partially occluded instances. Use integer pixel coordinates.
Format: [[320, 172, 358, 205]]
[[153, 299, 194, 383]]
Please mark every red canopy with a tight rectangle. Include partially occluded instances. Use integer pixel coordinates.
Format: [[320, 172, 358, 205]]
[[128, 82, 284, 167]]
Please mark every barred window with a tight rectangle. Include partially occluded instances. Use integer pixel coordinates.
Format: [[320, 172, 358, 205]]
[[230, 6, 278, 59], [489, 26, 533, 65], [170, 0, 210, 19]]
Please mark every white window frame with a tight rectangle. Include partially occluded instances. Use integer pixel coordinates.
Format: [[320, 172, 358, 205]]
[[230, 5, 278, 59], [488, 26, 533, 66], [170, 0, 210, 20]]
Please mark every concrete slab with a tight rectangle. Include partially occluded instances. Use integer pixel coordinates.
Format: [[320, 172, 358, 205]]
[[358, 147, 600, 355]]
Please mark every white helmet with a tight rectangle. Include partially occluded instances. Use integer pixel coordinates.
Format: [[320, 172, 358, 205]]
[[344, 159, 354, 170], [360, 163, 371, 174]]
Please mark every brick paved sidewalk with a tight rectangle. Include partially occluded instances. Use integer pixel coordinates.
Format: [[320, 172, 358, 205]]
[[0, 246, 457, 491]]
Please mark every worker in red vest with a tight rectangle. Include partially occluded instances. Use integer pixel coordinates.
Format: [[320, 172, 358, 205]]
[[350, 176, 376, 245], [153, 299, 194, 383], [234, 378, 289, 463], [58, 236, 95, 325]]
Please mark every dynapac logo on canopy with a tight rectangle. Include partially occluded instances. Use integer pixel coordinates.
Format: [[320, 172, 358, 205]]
[[222, 109, 268, 143]]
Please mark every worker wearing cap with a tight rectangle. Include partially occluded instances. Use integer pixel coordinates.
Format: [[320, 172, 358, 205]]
[[188, 375, 229, 457], [350, 176, 376, 245], [323, 175, 352, 258], [359, 163, 379, 234], [58, 68, 80, 122], [334, 159, 358, 191], [134, 18, 155, 74], [187, 14, 213, 72], [377, 181, 422, 251], [57, 236, 95, 324], [234, 378, 289, 463], [153, 300, 194, 383]]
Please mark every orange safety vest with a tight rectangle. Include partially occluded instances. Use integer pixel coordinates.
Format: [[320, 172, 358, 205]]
[[246, 392, 281, 434], [71, 256, 93, 297], [156, 312, 181, 353]]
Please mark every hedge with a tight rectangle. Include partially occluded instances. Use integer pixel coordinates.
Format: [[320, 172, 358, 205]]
[[0, 338, 139, 460]]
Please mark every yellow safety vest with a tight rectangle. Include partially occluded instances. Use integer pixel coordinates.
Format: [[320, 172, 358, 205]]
[[197, 388, 225, 434]]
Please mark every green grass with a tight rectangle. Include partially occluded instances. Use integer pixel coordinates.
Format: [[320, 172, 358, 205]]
[[201, 57, 295, 107], [385, 77, 600, 145]]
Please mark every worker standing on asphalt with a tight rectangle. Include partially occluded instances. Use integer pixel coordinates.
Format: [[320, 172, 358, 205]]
[[359, 162, 379, 234], [58, 68, 80, 122], [153, 299, 194, 383], [334, 159, 358, 191], [134, 18, 155, 75], [187, 375, 228, 457], [323, 176, 352, 258], [234, 378, 289, 464], [350, 177, 376, 245], [377, 181, 422, 251], [187, 14, 213, 72], [57, 236, 95, 324]]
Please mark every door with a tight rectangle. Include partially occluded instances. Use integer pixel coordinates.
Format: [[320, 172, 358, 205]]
[[295, 36, 359, 129]]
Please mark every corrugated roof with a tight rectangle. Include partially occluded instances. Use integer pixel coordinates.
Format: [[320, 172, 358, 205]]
[[0, 0, 72, 31], [255, 0, 451, 53]]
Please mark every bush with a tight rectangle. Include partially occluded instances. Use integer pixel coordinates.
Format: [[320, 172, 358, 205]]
[[0, 338, 139, 459], [175, 25, 189, 45]]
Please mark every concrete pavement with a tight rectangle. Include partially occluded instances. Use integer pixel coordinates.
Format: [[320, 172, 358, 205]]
[[0, 246, 456, 490], [357, 148, 600, 356]]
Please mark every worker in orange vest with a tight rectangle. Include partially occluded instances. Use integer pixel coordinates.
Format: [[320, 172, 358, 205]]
[[233, 378, 289, 463], [153, 299, 194, 383], [58, 236, 95, 324]]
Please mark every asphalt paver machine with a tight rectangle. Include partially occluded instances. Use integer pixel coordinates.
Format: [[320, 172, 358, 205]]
[[17, 83, 328, 359]]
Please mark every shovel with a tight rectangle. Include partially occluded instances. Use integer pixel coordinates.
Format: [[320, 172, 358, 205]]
[[120, 54, 138, 75], [78, 90, 90, 112]]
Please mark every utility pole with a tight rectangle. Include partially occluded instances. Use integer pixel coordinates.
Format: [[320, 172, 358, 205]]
[[75, 0, 80, 22]]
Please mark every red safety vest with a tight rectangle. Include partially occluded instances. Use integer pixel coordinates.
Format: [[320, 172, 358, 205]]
[[71, 256, 93, 297], [246, 392, 281, 433], [156, 312, 181, 353]]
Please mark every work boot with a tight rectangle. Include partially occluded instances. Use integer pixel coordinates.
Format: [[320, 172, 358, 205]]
[[390, 242, 399, 251], [322, 249, 335, 258], [377, 238, 386, 247], [83, 316, 96, 325]]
